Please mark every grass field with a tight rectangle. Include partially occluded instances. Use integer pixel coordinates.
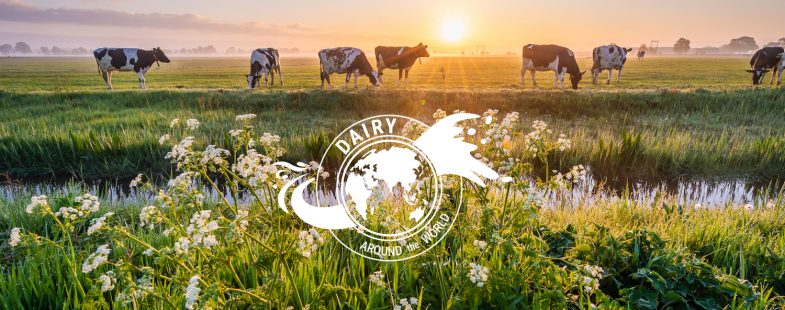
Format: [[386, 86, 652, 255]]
[[0, 56, 769, 91], [2, 56, 785, 309]]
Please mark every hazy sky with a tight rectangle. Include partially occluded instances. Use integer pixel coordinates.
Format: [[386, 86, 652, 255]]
[[0, 0, 783, 53]]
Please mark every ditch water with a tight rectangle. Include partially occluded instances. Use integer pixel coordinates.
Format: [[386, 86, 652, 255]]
[[1, 171, 782, 208]]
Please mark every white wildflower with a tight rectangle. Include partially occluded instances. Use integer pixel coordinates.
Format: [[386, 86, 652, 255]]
[[26, 195, 48, 214], [169, 118, 180, 128], [87, 212, 114, 235], [235, 113, 256, 122], [200, 145, 229, 166], [174, 237, 191, 255], [82, 244, 111, 273], [743, 203, 754, 211], [165, 136, 195, 162], [468, 263, 489, 287], [186, 118, 199, 130], [99, 271, 116, 292], [158, 134, 171, 145], [556, 134, 572, 151], [130, 174, 143, 188], [369, 270, 385, 287], [185, 275, 201, 310], [473, 240, 488, 251], [142, 248, 155, 256], [8, 227, 21, 248], [298, 229, 324, 258], [140, 205, 160, 229]]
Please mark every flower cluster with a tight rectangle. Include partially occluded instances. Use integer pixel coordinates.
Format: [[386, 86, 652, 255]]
[[82, 244, 111, 273], [87, 212, 114, 235], [175, 210, 220, 255], [235, 113, 256, 122], [369, 270, 385, 287], [99, 271, 116, 292], [186, 119, 200, 130], [54, 194, 101, 220], [468, 263, 490, 287], [473, 239, 488, 251], [233, 149, 277, 187], [139, 205, 161, 229], [581, 265, 604, 294], [298, 228, 324, 258], [8, 227, 21, 248], [25, 195, 48, 214], [393, 297, 418, 310], [185, 275, 201, 310]]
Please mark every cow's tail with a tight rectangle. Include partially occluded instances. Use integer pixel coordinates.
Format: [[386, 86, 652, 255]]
[[318, 54, 326, 82]]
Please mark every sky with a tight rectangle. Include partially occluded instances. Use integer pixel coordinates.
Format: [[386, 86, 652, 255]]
[[0, 0, 783, 54]]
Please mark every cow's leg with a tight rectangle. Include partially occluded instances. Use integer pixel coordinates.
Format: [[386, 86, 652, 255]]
[[770, 67, 777, 85], [553, 72, 559, 88], [137, 71, 146, 89], [404, 68, 410, 87], [378, 68, 384, 84], [607, 69, 612, 85], [320, 71, 325, 89], [354, 69, 359, 89], [344, 72, 351, 90], [277, 66, 284, 86], [396, 69, 403, 87], [617, 68, 623, 84], [269, 69, 275, 87], [107, 71, 113, 90], [100, 69, 110, 89], [521, 68, 526, 86], [530, 70, 537, 87], [264, 71, 270, 87], [592, 69, 598, 85]]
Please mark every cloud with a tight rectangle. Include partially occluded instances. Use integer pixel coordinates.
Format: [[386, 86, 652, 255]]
[[0, 0, 318, 36]]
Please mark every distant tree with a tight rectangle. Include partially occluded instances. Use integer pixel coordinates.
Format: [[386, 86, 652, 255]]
[[225, 46, 238, 54], [638, 44, 648, 52], [779, 37, 785, 46], [673, 38, 691, 54], [0, 44, 12, 55], [179, 48, 188, 54], [51, 46, 66, 55], [14, 42, 32, 55], [721, 36, 758, 53], [70, 47, 89, 55], [40, 46, 50, 55]]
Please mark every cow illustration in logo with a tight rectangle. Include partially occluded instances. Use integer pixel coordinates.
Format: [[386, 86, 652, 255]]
[[275, 113, 499, 261]]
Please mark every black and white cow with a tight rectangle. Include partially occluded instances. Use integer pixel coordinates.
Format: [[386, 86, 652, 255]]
[[247, 48, 283, 89], [318, 47, 380, 90], [591, 45, 633, 85], [521, 44, 585, 89], [637, 50, 646, 61], [93, 47, 170, 90], [747, 46, 784, 85], [374, 43, 430, 87]]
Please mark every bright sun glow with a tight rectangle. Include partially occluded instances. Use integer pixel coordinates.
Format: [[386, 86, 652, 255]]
[[441, 19, 466, 43]]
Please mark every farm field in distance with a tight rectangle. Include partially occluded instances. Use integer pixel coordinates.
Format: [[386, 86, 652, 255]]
[[2, 55, 785, 309]]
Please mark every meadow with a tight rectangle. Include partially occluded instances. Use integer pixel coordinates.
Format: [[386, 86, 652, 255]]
[[1, 56, 785, 309]]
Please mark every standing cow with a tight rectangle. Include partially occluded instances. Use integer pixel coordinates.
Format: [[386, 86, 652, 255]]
[[374, 43, 430, 87], [591, 45, 633, 85], [747, 46, 784, 85], [521, 44, 585, 89], [93, 47, 170, 90], [318, 47, 380, 90], [247, 48, 283, 89], [637, 50, 646, 61]]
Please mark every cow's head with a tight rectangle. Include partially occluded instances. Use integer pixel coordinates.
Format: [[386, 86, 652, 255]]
[[367, 70, 381, 87], [153, 47, 170, 63], [246, 74, 260, 89], [570, 71, 586, 89], [746, 68, 770, 85], [416, 43, 430, 58]]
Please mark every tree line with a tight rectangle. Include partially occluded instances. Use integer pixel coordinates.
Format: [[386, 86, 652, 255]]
[[638, 36, 784, 55]]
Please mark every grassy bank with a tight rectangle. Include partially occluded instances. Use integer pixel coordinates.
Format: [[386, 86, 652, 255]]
[[1, 88, 784, 182]]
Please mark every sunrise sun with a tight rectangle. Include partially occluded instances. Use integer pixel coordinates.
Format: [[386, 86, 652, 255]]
[[440, 19, 466, 43]]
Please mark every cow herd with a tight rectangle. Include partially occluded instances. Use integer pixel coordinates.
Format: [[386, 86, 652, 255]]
[[91, 44, 785, 90]]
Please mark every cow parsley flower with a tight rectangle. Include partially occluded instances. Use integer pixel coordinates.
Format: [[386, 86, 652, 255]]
[[468, 263, 489, 287], [556, 134, 572, 151], [99, 271, 116, 292], [174, 237, 191, 255], [369, 270, 385, 287], [394, 297, 418, 310], [298, 228, 324, 258], [235, 113, 256, 122], [165, 136, 195, 162], [233, 149, 276, 187], [87, 212, 114, 235], [200, 145, 229, 166], [8, 227, 21, 248], [159, 134, 171, 145], [473, 240, 488, 251], [581, 265, 604, 294], [129, 174, 143, 188], [186, 118, 199, 130], [140, 205, 161, 229], [170, 118, 180, 128], [142, 248, 155, 256], [185, 275, 201, 310], [26, 195, 48, 214], [75, 193, 100, 213], [82, 244, 111, 273]]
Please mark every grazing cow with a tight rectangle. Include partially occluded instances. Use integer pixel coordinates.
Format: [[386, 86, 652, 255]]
[[318, 47, 380, 89], [521, 44, 585, 89], [93, 47, 170, 90], [637, 50, 646, 60], [591, 45, 633, 85], [374, 43, 430, 87], [247, 48, 283, 89], [747, 46, 785, 85]]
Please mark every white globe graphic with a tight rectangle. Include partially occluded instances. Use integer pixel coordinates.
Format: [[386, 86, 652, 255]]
[[337, 142, 440, 237]]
